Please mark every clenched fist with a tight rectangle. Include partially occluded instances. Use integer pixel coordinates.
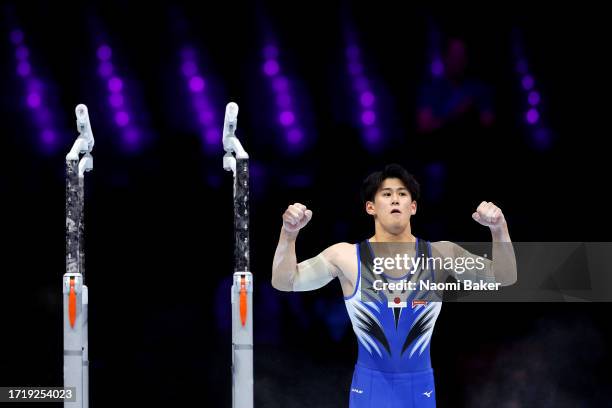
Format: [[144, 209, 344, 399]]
[[472, 201, 506, 229], [282, 203, 313, 233]]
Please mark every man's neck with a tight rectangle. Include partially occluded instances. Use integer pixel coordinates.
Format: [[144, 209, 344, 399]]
[[371, 225, 416, 243]]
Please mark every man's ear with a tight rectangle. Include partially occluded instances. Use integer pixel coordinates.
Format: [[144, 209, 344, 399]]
[[411, 200, 417, 215], [366, 201, 376, 216]]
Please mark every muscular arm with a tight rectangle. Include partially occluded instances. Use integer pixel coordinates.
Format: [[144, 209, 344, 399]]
[[271, 227, 300, 291], [433, 202, 517, 287], [488, 222, 517, 286], [271, 231, 345, 292], [271, 202, 346, 292], [432, 240, 516, 286]]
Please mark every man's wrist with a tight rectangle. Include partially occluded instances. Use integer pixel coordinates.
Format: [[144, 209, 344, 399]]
[[490, 221, 509, 240], [281, 226, 299, 242]]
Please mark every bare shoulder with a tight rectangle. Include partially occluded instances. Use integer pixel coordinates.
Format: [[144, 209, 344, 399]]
[[429, 241, 459, 282], [430, 240, 458, 257], [321, 242, 358, 284], [432, 241, 483, 260], [321, 242, 355, 262]]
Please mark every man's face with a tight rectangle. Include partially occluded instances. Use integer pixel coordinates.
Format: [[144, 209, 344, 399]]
[[366, 178, 416, 233]]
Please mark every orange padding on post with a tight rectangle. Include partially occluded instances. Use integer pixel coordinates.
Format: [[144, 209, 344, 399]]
[[69, 278, 76, 328], [239, 277, 247, 326]]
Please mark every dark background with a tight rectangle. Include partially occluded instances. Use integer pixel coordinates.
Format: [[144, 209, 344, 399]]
[[1, 1, 610, 407]]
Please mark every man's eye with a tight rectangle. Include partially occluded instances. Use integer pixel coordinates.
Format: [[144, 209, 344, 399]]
[[383, 193, 391, 196]]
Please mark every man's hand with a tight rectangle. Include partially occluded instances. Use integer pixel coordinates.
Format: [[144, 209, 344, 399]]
[[282, 203, 313, 233], [472, 202, 516, 285], [472, 201, 506, 230]]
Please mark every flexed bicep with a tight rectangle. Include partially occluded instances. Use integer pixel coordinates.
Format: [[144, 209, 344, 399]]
[[291, 254, 337, 291]]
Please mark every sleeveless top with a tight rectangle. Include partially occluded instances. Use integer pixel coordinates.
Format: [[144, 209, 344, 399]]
[[343, 238, 442, 373]]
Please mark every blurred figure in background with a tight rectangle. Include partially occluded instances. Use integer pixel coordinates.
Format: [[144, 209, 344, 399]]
[[417, 37, 495, 135], [416, 37, 496, 215]]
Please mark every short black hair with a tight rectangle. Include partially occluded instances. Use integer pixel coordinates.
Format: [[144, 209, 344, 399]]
[[361, 164, 420, 204]]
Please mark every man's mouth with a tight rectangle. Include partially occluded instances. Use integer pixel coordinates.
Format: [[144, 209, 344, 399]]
[[391, 209, 401, 214]]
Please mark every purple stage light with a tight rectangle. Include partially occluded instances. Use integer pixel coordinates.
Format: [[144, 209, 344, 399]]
[[353, 77, 368, 92], [276, 93, 292, 108], [205, 129, 220, 145], [431, 59, 444, 77], [279, 111, 295, 126], [528, 91, 540, 106], [27, 92, 41, 108], [17, 61, 31, 77], [37, 108, 51, 123], [360, 91, 375, 107], [263, 60, 280, 76], [522, 75, 534, 90], [181, 61, 197, 77], [287, 128, 303, 144], [108, 77, 123, 93], [124, 128, 139, 145], [27, 78, 42, 91], [97, 45, 112, 61], [109, 93, 124, 107], [192, 94, 207, 111], [15, 46, 29, 60], [98, 62, 113, 77], [115, 111, 130, 127], [526, 108, 539, 124], [361, 110, 376, 126], [364, 127, 380, 143], [189, 76, 205, 92], [272, 76, 288, 92], [198, 110, 214, 126], [41, 129, 56, 145]]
